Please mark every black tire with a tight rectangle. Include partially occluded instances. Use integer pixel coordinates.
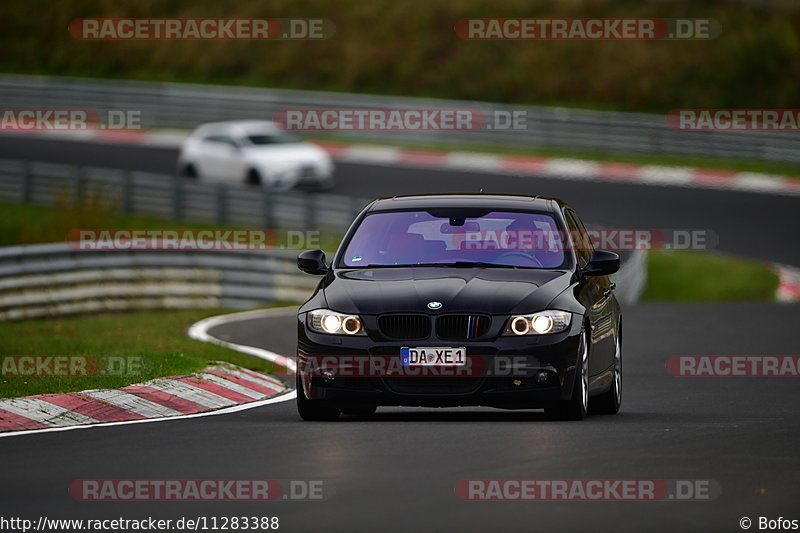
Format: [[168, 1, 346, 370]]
[[341, 406, 377, 417], [545, 328, 589, 421], [247, 168, 262, 186], [180, 163, 197, 178], [590, 323, 622, 415], [296, 374, 340, 421]]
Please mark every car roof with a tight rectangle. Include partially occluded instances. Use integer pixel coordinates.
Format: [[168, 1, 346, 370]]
[[366, 193, 569, 213], [194, 120, 281, 136]]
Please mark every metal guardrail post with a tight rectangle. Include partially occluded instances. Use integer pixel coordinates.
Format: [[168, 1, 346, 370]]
[[262, 190, 274, 229], [21, 161, 32, 204], [352, 197, 365, 219], [216, 183, 227, 224], [73, 166, 85, 206], [305, 193, 318, 233], [121, 170, 133, 213], [172, 176, 183, 221]]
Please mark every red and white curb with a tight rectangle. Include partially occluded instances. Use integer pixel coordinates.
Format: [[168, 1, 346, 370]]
[[0, 307, 298, 437], [775, 264, 800, 302], [0, 363, 285, 434], [5, 129, 799, 197]]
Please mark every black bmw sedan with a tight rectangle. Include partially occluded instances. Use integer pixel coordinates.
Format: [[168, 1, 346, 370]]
[[295, 194, 622, 421]]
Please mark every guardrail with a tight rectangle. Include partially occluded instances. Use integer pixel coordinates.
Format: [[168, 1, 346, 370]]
[[0, 241, 645, 321], [1, 74, 797, 163], [0, 158, 368, 231], [0, 243, 319, 320]]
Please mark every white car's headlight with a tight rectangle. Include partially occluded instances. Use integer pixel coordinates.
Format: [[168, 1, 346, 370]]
[[503, 310, 572, 336], [307, 309, 365, 335]]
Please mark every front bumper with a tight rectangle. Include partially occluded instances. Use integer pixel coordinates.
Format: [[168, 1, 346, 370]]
[[297, 313, 583, 409]]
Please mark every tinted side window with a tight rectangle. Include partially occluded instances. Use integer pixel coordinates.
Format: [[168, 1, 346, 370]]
[[203, 135, 237, 147], [570, 209, 594, 256], [564, 209, 591, 268]]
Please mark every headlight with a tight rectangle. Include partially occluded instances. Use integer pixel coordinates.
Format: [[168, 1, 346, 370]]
[[307, 309, 365, 335], [503, 310, 571, 336]]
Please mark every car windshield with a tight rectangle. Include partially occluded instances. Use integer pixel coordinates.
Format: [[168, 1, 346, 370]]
[[340, 210, 569, 269], [245, 131, 302, 145]]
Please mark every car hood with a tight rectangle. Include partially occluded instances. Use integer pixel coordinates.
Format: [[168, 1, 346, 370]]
[[241, 143, 328, 166], [323, 268, 573, 315]]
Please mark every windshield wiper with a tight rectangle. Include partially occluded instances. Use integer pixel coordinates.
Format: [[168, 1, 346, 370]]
[[353, 263, 449, 268], [427, 261, 520, 269], [350, 262, 520, 269]]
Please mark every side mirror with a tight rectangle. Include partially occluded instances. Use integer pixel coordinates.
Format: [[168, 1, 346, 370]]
[[583, 250, 620, 276], [298, 249, 329, 275]]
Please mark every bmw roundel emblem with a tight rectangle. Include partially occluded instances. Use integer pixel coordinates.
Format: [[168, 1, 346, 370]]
[[427, 301, 443, 310]]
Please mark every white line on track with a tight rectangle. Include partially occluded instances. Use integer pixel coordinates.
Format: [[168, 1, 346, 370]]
[[187, 307, 298, 373]]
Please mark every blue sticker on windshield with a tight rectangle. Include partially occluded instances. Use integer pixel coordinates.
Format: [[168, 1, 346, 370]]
[[351, 256, 363, 262]]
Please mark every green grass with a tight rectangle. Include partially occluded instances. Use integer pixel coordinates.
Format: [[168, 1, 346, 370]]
[[0, 308, 289, 399], [0, 201, 306, 399], [642, 251, 779, 302], [1, 0, 799, 114], [0, 197, 246, 248], [0, 201, 344, 250], [311, 134, 800, 179]]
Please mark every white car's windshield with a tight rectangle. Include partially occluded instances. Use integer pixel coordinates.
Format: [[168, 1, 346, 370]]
[[245, 132, 302, 145]]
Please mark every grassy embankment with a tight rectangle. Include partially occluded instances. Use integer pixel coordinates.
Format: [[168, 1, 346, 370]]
[[2, 0, 797, 113]]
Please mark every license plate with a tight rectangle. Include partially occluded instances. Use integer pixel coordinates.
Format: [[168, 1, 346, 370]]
[[401, 347, 466, 366]]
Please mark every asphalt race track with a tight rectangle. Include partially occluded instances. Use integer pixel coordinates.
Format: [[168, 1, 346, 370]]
[[1, 304, 799, 532], [1, 136, 799, 532], [0, 135, 798, 266]]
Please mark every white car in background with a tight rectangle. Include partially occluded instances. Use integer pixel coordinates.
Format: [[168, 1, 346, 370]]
[[177, 120, 334, 190]]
